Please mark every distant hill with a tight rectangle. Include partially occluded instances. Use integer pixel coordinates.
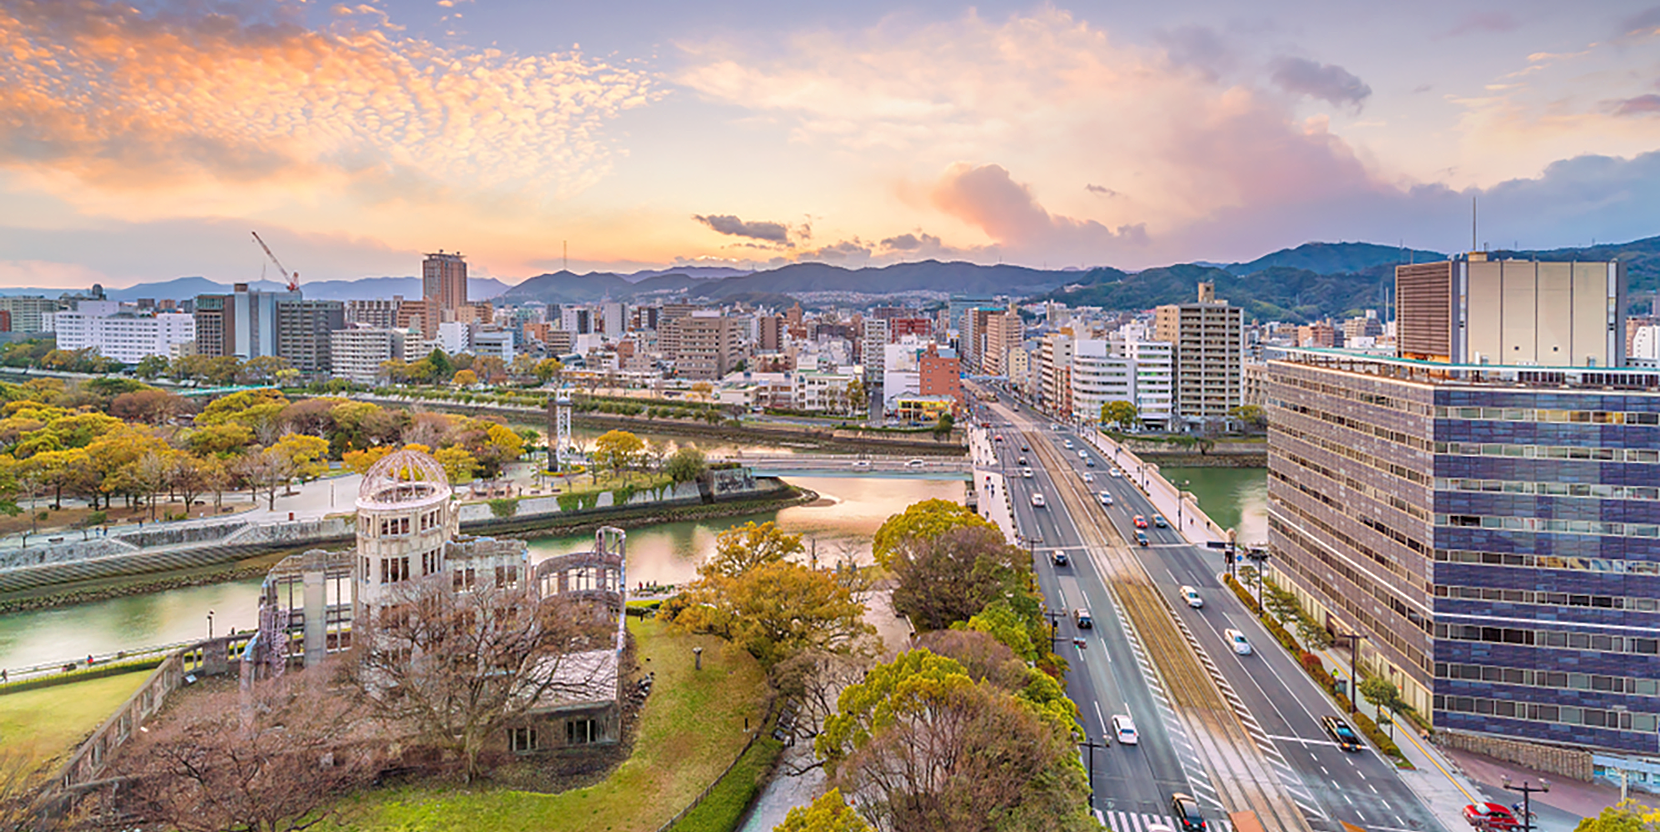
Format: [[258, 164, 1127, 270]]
[[1223, 242, 1445, 276], [622, 266, 750, 282], [1037, 262, 1398, 323], [498, 271, 637, 304]]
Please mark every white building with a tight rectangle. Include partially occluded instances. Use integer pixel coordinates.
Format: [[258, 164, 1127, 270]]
[[331, 328, 409, 385], [437, 320, 471, 355], [52, 301, 195, 364], [599, 302, 625, 337], [793, 370, 856, 413], [860, 318, 888, 383], [471, 329, 515, 362], [1068, 337, 1173, 431]]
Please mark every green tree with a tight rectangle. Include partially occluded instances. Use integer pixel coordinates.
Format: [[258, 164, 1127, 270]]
[[1358, 676, 1413, 739], [774, 789, 873, 832], [672, 560, 873, 667], [425, 348, 454, 382], [1100, 400, 1138, 429], [592, 429, 645, 482], [1229, 404, 1268, 432], [706, 521, 806, 578], [872, 498, 997, 570], [931, 411, 954, 441], [134, 355, 170, 380], [891, 524, 1026, 631], [665, 446, 707, 484]]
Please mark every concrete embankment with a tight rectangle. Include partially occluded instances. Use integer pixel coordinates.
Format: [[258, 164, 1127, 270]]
[[1116, 439, 1265, 468], [0, 477, 813, 614]]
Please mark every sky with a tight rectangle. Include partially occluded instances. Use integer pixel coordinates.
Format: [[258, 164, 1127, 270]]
[[1, 0, 1660, 289]]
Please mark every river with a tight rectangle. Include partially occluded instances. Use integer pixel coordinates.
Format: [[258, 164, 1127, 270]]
[[0, 475, 966, 672], [1156, 465, 1269, 545]]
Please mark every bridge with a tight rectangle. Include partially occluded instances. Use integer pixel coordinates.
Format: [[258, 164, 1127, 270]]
[[718, 453, 971, 479]]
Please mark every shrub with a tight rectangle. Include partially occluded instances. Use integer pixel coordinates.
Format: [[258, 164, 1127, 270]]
[[488, 498, 518, 519], [557, 494, 581, 513], [1300, 651, 1325, 677]]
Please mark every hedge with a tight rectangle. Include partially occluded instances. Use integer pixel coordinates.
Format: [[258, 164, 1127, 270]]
[[0, 655, 166, 695]]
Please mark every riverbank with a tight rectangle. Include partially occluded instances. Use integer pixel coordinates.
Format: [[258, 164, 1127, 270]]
[[0, 482, 816, 616]]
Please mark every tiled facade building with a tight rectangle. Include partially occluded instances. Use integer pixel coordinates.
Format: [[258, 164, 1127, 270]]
[[1268, 350, 1660, 755]]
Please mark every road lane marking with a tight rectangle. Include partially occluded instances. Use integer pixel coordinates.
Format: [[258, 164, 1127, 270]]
[[1095, 701, 1109, 734]]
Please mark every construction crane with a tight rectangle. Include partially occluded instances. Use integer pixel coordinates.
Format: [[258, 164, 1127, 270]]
[[250, 231, 300, 292]]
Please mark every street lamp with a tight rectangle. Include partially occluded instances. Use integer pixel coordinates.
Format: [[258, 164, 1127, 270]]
[[1501, 775, 1548, 832], [1043, 610, 1064, 649], [206, 609, 215, 641], [1334, 630, 1367, 712], [1175, 479, 1190, 528], [1079, 736, 1108, 809]]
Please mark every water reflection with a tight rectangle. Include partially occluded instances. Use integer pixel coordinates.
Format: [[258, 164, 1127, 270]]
[[0, 476, 964, 670], [1156, 466, 1268, 544]]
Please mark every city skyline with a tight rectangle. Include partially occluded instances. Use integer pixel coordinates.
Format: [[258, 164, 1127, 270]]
[[1, 0, 1659, 289]]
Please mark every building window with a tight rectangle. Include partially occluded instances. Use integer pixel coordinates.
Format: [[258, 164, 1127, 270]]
[[510, 727, 537, 753], [566, 718, 597, 746]]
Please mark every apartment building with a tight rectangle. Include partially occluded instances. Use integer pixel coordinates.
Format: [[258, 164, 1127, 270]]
[[917, 344, 962, 413], [53, 301, 195, 364], [276, 300, 345, 377], [423, 251, 467, 314], [346, 298, 403, 329], [1068, 338, 1173, 431], [982, 306, 1022, 377], [0, 297, 61, 334], [676, 313, 743, 380], [860, 318, 888, 383], [330, 328, 408, 385], [1155, 282, 1243, 430], [1039, 332, 1074, 415]]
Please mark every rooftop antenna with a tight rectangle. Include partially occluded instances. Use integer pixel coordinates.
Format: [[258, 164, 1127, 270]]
[[1471, 196, 1478, 254], [564, 240, 568, 272]]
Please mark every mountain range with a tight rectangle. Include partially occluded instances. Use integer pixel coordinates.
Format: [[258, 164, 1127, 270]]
[[10, 235, 1659, 323]]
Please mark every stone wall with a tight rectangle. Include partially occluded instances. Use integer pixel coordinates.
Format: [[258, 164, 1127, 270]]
[[1439, 730, 1594, 781]]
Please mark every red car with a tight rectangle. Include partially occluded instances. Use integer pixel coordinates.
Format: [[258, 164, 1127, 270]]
[[1463, 803, 1519, 830], [1133, 515, 1149, 529]]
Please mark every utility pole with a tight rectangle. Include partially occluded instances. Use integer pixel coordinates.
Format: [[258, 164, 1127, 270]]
[[1335, 631, 1367, 711], [1501, 776, 1548, 832], [1079, 736, 1107, 808]]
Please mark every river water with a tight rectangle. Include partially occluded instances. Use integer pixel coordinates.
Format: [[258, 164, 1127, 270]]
[[0, 476, 966, 672], [0, 463, 1268, 672]]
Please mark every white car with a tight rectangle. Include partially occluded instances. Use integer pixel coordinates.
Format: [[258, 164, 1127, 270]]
[[1081, 472, 1094, 482], [905, 458, 925, 468], [1022, 468, 1034, 478], [1225, 628, 1252, 655], [1111, 714, 1139, 745], [1063, 439, 1074, 449], [1180, 586, 1203, 608], [1097, 491, 1114, 506], [851, 459, 871, 469], [1031, 493, 1046, 507], [1078, 450, 1089, 460], [1108, 468, 1123, 478]]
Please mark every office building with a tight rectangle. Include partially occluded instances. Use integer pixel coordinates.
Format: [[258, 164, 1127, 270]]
[[1155, 282, 1243, 429], [1396, 255, 1625, 367], [0, 297, 61, 334], [346, 298, 403, 329], [472, 329, 515, 362], [193, 295, 228, 357], [423, 251, 468, 314], [1267, 254, 1660, 764], [330, 328, 408, 385], [561, 306, 594, 336], [918, 344, 962, 413], [276, 300, 346, 377], [676, 313, 743, 380], [1068, 338, 1173, 431], [758, 314, 784, 352], [53, 301, 194, 364]]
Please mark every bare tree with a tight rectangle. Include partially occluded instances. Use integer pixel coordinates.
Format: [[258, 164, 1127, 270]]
[[111, 667, 377, 832], [0, 743, 51, 832], [344, 576, 614, 782], [769, 648, 876, 774], [234, 449, 291, 511]]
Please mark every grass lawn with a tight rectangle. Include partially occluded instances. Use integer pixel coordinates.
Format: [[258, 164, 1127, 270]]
[[337, 618, 768, 832], [546, 471, 673, 498], [0, 669, 151, 762]]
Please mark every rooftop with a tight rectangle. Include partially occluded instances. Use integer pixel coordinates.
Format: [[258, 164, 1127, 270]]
[[1272, 347, 1660, 392]]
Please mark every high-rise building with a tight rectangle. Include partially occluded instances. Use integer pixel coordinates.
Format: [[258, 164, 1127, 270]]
[[676, 313, 743, 380], [1267, 253, 1660, 766], [758, 314, 784, 352], [193, 295, 229, 357], [1155, 282, 1243, 429], [346, 298, 403, 329], [860, 318, 888, 383], [1396, 255, 1625, 366], [330, 328, 408, 385], [277, 300, 346, 377], [1068, 338, 1173, 430], [53, 301, 195, 364], [0, 297, 61, 334], [1038, 332, 1074, 415], [193, 285, 297, 359], [422, 251, 468, 314], [982, 306, 1022, 377]]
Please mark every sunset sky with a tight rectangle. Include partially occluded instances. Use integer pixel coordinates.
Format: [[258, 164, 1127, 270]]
[[2, 0, 1660, 288]]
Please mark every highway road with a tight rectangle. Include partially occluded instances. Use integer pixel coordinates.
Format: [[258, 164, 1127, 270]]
[[976, 393, 1446, 832]]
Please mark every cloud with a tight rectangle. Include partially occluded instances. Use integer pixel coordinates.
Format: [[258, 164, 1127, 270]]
[[1154, 24, 1237, 81], [693, 214, 792, 244], [0, 0, 657, 213], [1085, 184, 1119, 197], [1616, 6, 1660, 41], [930, 163, 1147, 263], [879, 232, 942, 251], [1612, 94, 1660, 115], [1268, 57, 1372, 108], [1445, 11, 1519, 37]]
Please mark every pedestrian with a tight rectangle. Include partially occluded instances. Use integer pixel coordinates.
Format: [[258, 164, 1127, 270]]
[[87, 654, 94, 667], [1, 669, 8, 683]]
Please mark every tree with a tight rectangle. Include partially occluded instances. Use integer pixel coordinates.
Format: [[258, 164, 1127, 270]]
[[593, 429, 645, 482], [891, 525, 1026, 631], [533, 357, 563, 384], [815, 649, 1091, 832], [846, 378, 868, 415], [646, 438, 671, 474], [243, 355, 292, 383], [1574, 805, 1660, 832], [1229, 404, 1267, 432], [272, 434, 330, 486], [775, 789, 874, 832], [473, 422, 526, 477], [110, 389, 187, 425], [346, 578, 613, 782], [1358, 676, 1414, 739], [665, 446, 706, 484], [343, 445, 394, 475], [235, 448, 290, 510], [113, 667, 377, 832], [871, 499, 997, 570], [473, 355, 507, 385], [134, 355, 170, 380], [432, 445, 478, 484], [673, 559, 873, 667], [1100, 400, 1138, 430], [453, 369, 479, 388], [425, 348, 454, 381], [931, 411, 954, 441], [691, 381, 714, 402], [188, 423, 256, 458], [706, 521, 807, 578]]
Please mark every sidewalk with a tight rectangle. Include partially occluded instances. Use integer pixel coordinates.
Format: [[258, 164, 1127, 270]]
[[968, 427, 1019, 546], [1317, 641, 1488, 828], [1089, 430, 1232, 546], [1444, 746, 1630, 828]]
